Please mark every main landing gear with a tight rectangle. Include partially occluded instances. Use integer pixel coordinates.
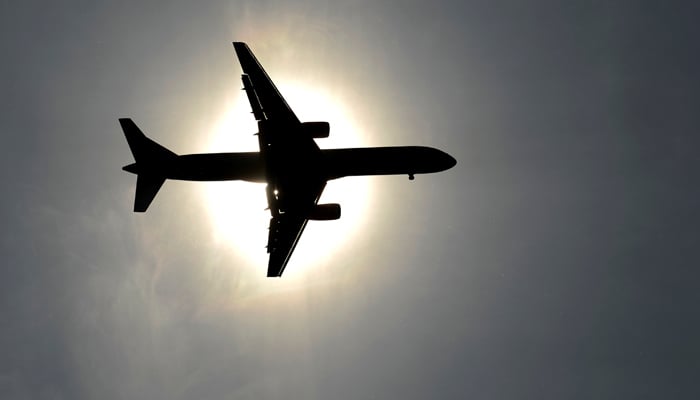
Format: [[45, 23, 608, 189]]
[[408, 174, 415, 180]]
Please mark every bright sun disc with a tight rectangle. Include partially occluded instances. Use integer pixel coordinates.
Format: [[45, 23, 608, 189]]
[[204, 83, 373, 276]]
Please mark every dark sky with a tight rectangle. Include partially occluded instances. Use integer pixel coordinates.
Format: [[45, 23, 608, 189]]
[[2, 1, 700, 399]]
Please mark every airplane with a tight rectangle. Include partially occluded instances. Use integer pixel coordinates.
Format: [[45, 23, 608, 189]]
[[120, 42, 456, 277]]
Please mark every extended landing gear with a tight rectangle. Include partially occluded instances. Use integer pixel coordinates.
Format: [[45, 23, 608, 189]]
[[408, 174, 415, 181]]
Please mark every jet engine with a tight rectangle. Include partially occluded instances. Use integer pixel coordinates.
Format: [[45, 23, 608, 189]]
[[308, 203, 341, 220], [301, 121, 330, 138]]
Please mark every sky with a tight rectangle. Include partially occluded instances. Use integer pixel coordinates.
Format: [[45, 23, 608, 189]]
[[2, 1, 700, 399]]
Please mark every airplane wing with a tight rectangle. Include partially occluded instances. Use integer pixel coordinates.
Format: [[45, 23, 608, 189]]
[[233, 42, 326, 276], [265, 179, 326, 276], [266, 215, 308, 277], [233, 42, 300, 125]]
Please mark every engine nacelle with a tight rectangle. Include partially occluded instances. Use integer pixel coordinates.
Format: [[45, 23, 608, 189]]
[[301, 121, 330, 138], [308, 203, 341, 220]]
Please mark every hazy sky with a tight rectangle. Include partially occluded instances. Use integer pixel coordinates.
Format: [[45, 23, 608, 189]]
[[2, 1, 699, 399]]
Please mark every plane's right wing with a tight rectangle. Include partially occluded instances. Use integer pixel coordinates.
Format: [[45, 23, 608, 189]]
[[233, 42, 300, 124]]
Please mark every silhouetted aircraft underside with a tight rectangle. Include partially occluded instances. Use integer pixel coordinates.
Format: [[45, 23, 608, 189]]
[[121, 42, 456, 277]]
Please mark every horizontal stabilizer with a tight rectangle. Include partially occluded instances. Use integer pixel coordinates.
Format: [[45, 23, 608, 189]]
[[119, 118, 176, 212], [134, 174, 166, 212], [120, 118, 177, 163]]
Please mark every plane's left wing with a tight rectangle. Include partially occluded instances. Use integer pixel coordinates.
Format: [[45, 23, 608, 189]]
[[266, 215, 308, 277], [265, 178, 326, 277]]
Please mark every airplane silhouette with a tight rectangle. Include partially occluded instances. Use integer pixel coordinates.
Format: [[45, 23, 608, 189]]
[[121, 42, 456, 277]]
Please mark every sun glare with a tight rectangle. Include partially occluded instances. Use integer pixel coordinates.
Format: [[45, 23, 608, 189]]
[[204, 83, 373, 276]]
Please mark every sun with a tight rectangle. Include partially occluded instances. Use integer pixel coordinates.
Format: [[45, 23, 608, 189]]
[[203, 82, 373, 276]]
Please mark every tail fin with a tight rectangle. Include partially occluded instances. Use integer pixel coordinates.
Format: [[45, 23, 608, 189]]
[[119, 118, 177, 212]]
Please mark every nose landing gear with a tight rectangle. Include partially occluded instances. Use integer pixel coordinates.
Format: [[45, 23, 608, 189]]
[[408, 174, 415, 180]]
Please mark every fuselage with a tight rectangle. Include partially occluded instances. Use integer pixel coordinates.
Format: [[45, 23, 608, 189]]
[[140, 146, 456, 183]]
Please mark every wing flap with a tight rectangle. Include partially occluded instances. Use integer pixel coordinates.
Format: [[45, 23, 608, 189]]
[[241, 74, 265, 121]]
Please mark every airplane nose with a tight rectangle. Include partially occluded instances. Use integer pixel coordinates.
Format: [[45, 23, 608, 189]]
[[440, 151, 457, 170]]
